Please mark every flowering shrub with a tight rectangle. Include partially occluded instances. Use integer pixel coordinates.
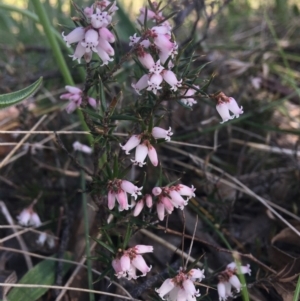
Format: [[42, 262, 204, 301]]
[[14, 0, 248, 300]]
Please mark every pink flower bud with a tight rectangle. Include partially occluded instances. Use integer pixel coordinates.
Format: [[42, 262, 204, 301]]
[[145, 194, 153, 208], [116, 190, 128, 211], [133, 200, 144, 216], [120, 135, 141, 154], [154, 34, 174, 52], [84, 6, 93, 18], [151, 25, 170, 35], [108, 191, 116, 210], [152, 187, 162, 196], [98, 37, 115, 56], [65, 86, 82, 94], [161, 197, 174, 214], [156, 202, 165, 221], [147, 144, 158, 166], [88, 97, 97, 108], [217, 282, 227, 301], [155, 278, 175, 299], [168, 190, 187, 209], [62, 27, 85, 47]]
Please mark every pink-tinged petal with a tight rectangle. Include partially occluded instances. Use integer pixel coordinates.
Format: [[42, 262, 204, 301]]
[[147, 144, 158, 166], [60, 93, 72, 100], [227, 97, 243, 118], [127, 265, 137, 280], [17, 209, 31, 226], [120, 135, 141, 155], [152, 126, 173, 141], [116, 190, 128, 211], [155, 278, 175, 299], [108, 191, 116, 210], [177, 288, 188, 301], [132, 74, 149, 95], [65, 86, 82, 94], [226, 262, 236, 271], [135, 245, 153, 254], [120, 254, 130, 271], [66, 101, 78, 114], [169, 190, 187, 209], [162, 70, 182, 91], [151, 25, 170, 35], [149, 60, 164, 75], [216, 102, 233, 124], [98, 37, 115, 56], [30, 212, 42, 227], [112, 258, 122, 274], [229, 275, 241, 292], [154, 34, 174, 51], [69, 42, 86, 63], [217, 282, 227, 301], [240, 264, 251, 275], [84, 6, 93, 18], [99, 27, 115, 43], [189, 268, 205, 281], [121, 180, 142, 199], [88, 97, 97, 108], [129, 33, 140, 46], [133, 200, 144, 216], [147, 73, 163, 94], [161, 197, 174, 214], [156, 203, 165, 221], [138, 53, 155, 70], [225, 282, 232, 297], [183, 279, 200, 297], [176, 184, 196, 199], [145, 194, 153, 208], [81, 29, 99, 53], [96, 44, 114, 66], [91, 8, 109, 28], [62, 27, 85, 47], [131, 143, 148, 167], [152, 187, 162, 196], [131, 254, 151, 276]]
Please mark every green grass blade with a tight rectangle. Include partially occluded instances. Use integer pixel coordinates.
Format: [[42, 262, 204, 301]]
[[7, 252, 73, 301], [293, 275, 300, 301], [0, 77, 43, 110]]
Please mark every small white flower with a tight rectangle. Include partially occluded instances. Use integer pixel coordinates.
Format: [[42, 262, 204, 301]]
[[73, 141, 92, 154]]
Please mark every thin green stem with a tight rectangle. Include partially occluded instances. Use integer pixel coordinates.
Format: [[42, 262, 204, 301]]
[[80, 154, 95, 301], [234, 259, 250, 301], [30, 0, 91, 143]]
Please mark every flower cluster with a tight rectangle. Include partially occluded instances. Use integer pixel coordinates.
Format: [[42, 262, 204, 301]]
[[17, 207, 41, 227], [119, 127, 173, 167], [60, 86, 96, 113], [133, 184, 195, 220], [156, 268, 205, 301], [130, 6, 182, 95], [62, 1, 117, 64], [112, 245, 153, 280], [215, 92, 244, 124], [107, 179, 142, 211], [217, 262, 251, 301]]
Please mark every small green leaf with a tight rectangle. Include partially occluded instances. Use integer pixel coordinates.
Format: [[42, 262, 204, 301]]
[[0, 77, 43, 109], [7, 252, 72, 301]]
